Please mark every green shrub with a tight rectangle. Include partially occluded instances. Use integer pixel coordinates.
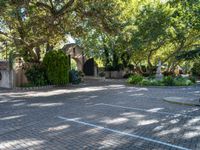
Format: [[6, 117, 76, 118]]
[[140, 79, 163, 86], [43, 50, 70, 85], [140, 79, 152, 86], [149, 79, 162, 86], [127, 75, 144, 84], [25, 64, 48, 86], [191, 61, 200, 77], [128, 75, 195, 86], [188, 76, 196, 83], [147, 75, 156, 79], [174, 77, 193, 86], [69, 69, 81, 84], [162, 76, 174, 86]]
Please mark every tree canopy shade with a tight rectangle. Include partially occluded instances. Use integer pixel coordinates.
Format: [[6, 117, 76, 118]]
[[0, 0, 200, 74], [0, 0, 123, 62], [77, 0, 200, 72]]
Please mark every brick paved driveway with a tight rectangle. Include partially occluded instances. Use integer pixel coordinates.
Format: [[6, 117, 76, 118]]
[[0, 80, 200, 150]]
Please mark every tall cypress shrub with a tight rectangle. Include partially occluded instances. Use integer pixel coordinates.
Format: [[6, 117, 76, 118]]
[[43, 50, 69, 85]]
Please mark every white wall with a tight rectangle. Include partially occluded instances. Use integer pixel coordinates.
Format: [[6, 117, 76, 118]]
[[0, 70, 13, 88]]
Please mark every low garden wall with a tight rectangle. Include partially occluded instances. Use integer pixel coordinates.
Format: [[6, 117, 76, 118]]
[[105, 71, 125, 79]]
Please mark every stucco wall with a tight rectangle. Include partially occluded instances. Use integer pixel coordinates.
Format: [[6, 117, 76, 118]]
[[0, 70, 12, 88], [0, 61, 13, 88]]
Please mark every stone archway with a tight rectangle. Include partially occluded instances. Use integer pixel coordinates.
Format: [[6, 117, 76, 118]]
[[62, 43, 98, 76], [62, 43, 86, 72], [70, 57, 83, 71]]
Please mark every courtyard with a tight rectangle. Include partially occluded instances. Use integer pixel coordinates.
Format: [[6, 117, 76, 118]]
[[0, 80, 200, 150]]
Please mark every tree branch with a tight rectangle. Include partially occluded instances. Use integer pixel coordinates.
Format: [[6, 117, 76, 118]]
[[35, 2, 53, 12], [0, 31, 8, 37], [35, 0, 75, 17], [55, 0, 75, 16], [163, 40, 185, 64]]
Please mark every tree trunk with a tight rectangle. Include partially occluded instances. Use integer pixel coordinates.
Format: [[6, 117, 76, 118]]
[[147, 50, 154, 74], [104, 46, 110, 69]]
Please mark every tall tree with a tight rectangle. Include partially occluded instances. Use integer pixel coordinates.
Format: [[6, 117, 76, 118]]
[[131, 2, 173, 72], [0, 0, 123, 63]]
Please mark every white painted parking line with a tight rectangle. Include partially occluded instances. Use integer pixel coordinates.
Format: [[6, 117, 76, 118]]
[[58, 116, 191, 150], [94, 103, 192, 117]]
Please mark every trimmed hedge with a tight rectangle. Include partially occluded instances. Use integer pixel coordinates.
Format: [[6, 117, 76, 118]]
[[192, 61, 200, 77], [43, 50, 70, 85]]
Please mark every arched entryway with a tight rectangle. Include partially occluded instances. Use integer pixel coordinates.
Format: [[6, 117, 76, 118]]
[[62, 43, 86, 72], [62, 43, 98, 76]]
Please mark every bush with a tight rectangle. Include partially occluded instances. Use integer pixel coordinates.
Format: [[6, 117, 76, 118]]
[[147, 75, 156, 79], [127, 75, 195, 86], [25, 64, 48, 86], [174, 77, 193, 86], [188, 76, 197, 83], [139, 78, 150, 86], [162, 76, 174, 86], [127, 75, 144, 84], [69, 69, 81, 84], [191, 61, 200, 77], [43, 50, 70, 85], [140, 79, 163, 86]]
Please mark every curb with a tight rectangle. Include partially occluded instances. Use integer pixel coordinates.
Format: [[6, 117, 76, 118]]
[[163, 97, 200, 107], [14, 85, 56, 91], [11, 83, 82, 91]]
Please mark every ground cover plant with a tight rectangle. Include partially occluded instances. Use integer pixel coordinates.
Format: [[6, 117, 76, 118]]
[[127, 75, 196, 86]]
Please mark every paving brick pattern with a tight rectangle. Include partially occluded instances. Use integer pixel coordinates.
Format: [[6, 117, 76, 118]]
[[0, 80, 200, 149]]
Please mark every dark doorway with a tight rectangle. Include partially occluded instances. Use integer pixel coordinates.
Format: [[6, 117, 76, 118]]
[[83, 58, 95, 76]]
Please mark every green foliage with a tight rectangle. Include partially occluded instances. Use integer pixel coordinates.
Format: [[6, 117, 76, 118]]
[[188, 76, 197, 83], [162, 76, 174, 86], [69, 69, 82, 84], [127, 75, 195, 86], [174, 77, 193, 86], [191, 61, 200, 76], [1, 0, 200, 75], [127, 74, 144, 84], [43, 50, 69, 85], [25, 65, 48, 86], [71, 59, 77, 70], [0, 0, 123, 62], [140, 78, 163, 86], [176, 48, 200, 60]]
